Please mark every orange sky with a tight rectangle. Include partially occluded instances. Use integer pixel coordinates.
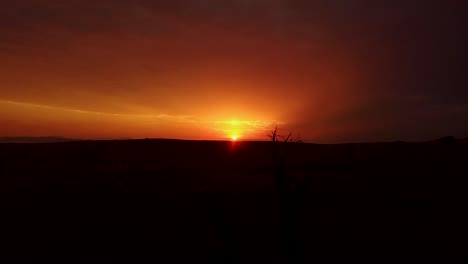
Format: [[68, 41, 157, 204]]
[[1, 1, 467, 142]]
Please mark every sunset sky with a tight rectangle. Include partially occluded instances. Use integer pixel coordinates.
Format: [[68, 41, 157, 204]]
[[1, 1, 467, 142]]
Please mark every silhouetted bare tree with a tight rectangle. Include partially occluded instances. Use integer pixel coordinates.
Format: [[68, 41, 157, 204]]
[[267, 125, 279, 142], [268, 125, 303, 263]]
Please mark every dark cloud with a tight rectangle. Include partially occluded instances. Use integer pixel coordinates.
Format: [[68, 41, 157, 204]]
[[282, 0, 468, 141]]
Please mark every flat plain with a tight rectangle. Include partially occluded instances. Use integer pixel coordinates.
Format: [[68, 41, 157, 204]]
[[1, 138, 467, 262]]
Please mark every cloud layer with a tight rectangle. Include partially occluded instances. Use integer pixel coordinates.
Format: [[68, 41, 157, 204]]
[[1, 1, 467, 141]]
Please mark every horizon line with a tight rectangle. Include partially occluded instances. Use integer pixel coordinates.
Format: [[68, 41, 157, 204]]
[[0, 135, 465, 145]]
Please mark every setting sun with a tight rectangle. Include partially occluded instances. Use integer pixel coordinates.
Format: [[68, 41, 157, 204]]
[[231, 135, 238, 141]]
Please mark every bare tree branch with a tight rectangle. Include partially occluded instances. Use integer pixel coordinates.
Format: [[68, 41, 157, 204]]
[[284, 131, 293, 143], [268, 125, 278, 142]]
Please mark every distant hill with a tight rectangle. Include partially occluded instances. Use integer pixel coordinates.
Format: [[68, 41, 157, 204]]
[[424, 136, 468, 145], [0, 137, 79, 143]]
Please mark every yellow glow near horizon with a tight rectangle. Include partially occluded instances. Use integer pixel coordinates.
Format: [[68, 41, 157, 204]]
[[229, 120, 240, 126], [208, 118, 280, 140]]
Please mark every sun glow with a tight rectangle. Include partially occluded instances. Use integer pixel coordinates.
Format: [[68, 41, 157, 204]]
[[208, 117, 281, 141]]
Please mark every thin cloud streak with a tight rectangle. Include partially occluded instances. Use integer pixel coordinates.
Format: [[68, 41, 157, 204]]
[[0, 99, 196, 123]]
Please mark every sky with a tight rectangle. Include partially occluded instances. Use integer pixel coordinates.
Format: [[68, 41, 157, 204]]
[[1, 0, 467, 142]]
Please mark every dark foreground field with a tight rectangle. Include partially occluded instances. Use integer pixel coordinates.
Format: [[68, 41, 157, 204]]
[[1, 138, 468, 262]]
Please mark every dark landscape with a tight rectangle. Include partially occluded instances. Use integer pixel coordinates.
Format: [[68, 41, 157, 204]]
[[1, 138, 468, 262]]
